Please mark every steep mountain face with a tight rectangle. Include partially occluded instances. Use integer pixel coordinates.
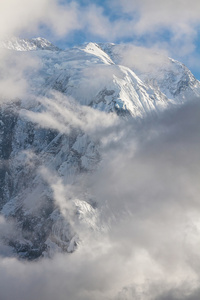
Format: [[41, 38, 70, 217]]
[[100, 43, 200, 103], [0, 39, 200, 259]]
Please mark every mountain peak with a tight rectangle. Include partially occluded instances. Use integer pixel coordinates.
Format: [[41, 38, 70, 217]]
[[0, 37, 60, 51], [79, 42, 114, 65]]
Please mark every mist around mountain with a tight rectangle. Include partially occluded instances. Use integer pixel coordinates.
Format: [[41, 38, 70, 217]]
[[0, 38, 200, 300]]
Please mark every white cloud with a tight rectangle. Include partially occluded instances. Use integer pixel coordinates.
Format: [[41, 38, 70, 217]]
[[0, 0, 80, 40], [114, 0, 200, 31], [0, 49, 40, 101], [106, 0, 200, 59], [107, 43, 169, 74], [21, 91, 119, 138]]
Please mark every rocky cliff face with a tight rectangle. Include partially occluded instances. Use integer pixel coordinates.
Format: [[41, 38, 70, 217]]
[[0, 39, 200, 259]]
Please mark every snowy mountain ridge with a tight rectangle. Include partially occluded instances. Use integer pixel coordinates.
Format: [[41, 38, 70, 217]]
[[0, 38, 200, 259], [0, 37, 60, 51]]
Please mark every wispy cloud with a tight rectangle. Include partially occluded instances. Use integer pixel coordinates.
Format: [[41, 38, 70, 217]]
[[21, 91, 119, 139], [0, 49, 39, 101], [0, 0, 80, 40]]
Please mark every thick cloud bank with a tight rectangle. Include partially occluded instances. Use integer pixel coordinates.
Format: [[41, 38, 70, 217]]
[[1, 99, 200, 300]]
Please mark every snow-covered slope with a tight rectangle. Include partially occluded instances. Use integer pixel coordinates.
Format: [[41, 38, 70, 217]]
[[0, 37, 60, 51], [100, 42, 200, 104], [0, 38, 200, 259]]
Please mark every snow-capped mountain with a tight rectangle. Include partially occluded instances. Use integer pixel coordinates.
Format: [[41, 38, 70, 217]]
[[0, 38, 200, 259]]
